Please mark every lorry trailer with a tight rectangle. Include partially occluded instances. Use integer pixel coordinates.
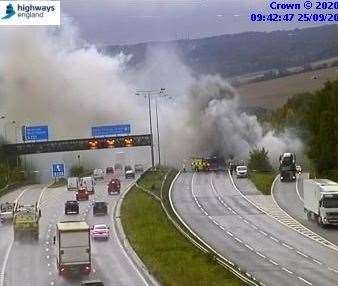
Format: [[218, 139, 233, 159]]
[[55, 221, 91, 275], [13, 203, 40, 239], [303, 179, 338, 227]]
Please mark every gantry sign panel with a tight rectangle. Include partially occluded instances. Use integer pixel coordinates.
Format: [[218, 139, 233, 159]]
[[4, 134, 152, 155]]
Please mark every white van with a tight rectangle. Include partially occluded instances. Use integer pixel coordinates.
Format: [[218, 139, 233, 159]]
[[67, 177, 79, 191], [80, 176, 95, 194], [236, 166, 248, 178], [93, 169, 104, 180]]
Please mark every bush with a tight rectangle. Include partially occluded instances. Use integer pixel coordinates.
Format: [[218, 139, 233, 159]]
[[248, 147, 273, 172], [70, 165, 85, 177]]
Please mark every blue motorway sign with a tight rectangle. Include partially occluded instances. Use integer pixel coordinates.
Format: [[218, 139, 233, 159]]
[[91, 124, 131, 137], [23, 125, 49, 141], [52, 163, 65, 178]]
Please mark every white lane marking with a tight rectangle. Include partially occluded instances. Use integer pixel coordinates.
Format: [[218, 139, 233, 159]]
[[282, 243, 293, 250], [282, 267, 293, 274], [259, 230, 267, 236], [227, 231, 234, 237], [245, 244, 254, 251], [269, 259, 279, 266], [296, 176, 304, 202], [256, 252, 266, 259], [37, 185, 50, 208], [112, 179, 150, 286], [0, 185, 35, 286], [234, 237, 243, 243], [0, 238, 13, 286], [328, 267, 338, 273], [270, 236, 279, 243], [312, 259, 322, 265], [297, 276, 312, 285], [296, 251, 309, 258]]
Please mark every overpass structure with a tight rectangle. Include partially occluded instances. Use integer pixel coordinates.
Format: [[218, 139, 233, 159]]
[[3, 134, 152, 155]]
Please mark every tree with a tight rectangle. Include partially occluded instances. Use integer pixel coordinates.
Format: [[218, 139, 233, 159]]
[[70, 165, 85, 177], [248, 147, 273, 172]]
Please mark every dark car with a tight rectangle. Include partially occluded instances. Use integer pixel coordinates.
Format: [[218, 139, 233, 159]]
[[105, 167, 114, 174], [93, 201, 108, 216], [81, 281, 104, 286], [134, 164, 144, 173], [114, 163, 123, 171], [65, 201, 79, 215]]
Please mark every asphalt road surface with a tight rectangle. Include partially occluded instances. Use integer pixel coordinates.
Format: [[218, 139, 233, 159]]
[[273, 173, 338, 245], [0, 174, 147, 286], [171, 171, 338, 286]]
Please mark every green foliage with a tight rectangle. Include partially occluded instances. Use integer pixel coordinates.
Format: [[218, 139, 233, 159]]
[[266, 80, 338, 176], [248, 147, 273, 172], [70, 165, 85, 177], [250, 172, 276, 195], [122, 169, 245, 286], [0, 145, 24, 188]]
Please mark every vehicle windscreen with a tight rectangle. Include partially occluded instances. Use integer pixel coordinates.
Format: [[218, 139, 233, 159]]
[[322, 197, 338, 208], [95, 202, 106, 208], [0, 204, 12, 212], [237, 167, 247, 171], [281, 156, 293, 166], [95, 225, 107, 230]]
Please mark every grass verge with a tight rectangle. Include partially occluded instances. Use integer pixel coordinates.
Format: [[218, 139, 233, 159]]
[[249, 172, 277, 195], [48, 178, 67, 188], [121, 168, 246, 286]]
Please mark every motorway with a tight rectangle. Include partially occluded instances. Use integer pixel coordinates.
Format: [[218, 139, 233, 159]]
[[273, 173, 338, 245], [171, 171, 338, 286], [0, 175, 148, 286]]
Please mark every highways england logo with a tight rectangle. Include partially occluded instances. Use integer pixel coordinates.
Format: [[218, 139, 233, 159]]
[[0, 1, 60, 26], [1, 3, 16, 19]]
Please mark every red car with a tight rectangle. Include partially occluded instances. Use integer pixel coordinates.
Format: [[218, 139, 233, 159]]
[[108, 179, 121, 195], [76, 188, 89, 201]]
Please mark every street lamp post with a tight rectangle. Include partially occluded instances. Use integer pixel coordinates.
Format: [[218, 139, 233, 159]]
[[147, 93, 155, 168], [4, 120, 16, 143], [155, 97, 161, 166], [136, 88, 166, 169], [0, 115, 6, 143]]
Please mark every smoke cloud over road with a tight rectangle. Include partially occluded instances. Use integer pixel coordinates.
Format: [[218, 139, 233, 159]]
[[0, 21, 302, 179], [160, 75, 302, 166]]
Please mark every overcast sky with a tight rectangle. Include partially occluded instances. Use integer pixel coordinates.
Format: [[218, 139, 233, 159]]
[[62, 0, 320, 45]]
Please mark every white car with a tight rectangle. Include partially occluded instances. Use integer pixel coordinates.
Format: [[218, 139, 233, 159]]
[[67, 177, 79, 191], [296, 165, 302, 174], [236, 165, 248, 178], [90, 224, 110, 240], [93, 169, 104, 180]]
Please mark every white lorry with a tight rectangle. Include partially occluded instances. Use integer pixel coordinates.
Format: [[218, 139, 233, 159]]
[[303, 179, 338, 227], [80, 176, 95, 194], [55, 221, 91, 275], [67, 177, 79, 191]]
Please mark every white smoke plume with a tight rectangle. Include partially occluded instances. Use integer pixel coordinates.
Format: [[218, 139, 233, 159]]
[[160, 75, 303, 166], [0, 21, 302, 180]]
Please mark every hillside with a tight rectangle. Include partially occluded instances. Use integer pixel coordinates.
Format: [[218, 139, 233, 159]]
[[103, 25, 338, 77]]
